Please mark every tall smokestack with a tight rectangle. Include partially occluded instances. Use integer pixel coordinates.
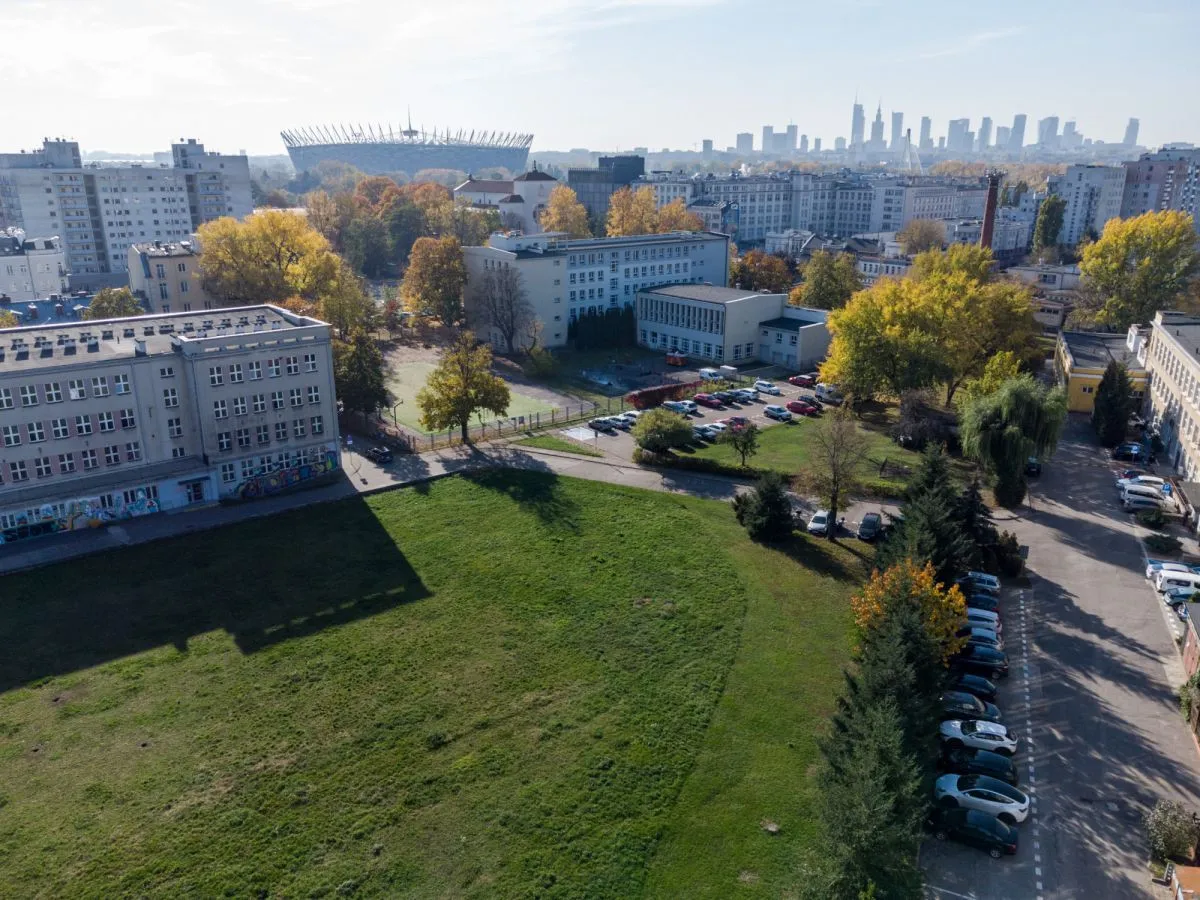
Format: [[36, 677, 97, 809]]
[[980, 170, 1002, 250]]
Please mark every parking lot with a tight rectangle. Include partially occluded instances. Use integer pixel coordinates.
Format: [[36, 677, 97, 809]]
[[922, 419, 1200, 899]]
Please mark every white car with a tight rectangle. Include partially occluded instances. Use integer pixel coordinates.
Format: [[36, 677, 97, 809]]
[[939, 719, 1019, 756], [966, 609, 1001, 633], [807, 509, 831, 536], [1146, 561, 1192, 580], [662, 400, 693, 414], [1118, 475, 1166, 491], [707, 421, 729, 434], [619, 410, 643, 423], [934, 773, 1030, 824], [754, 379, 781, 395], [965, 571, 1001, 591]]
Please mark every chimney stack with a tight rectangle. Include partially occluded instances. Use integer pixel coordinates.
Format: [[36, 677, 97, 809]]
[[980, 170, 1002, 250]]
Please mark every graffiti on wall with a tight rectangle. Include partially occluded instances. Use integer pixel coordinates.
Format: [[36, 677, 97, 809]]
[[234, 450, 339, 500], [0, 489, 161, 545]]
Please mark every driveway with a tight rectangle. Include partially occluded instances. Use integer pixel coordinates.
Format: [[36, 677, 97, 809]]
[[922, 419, 1200, 898]]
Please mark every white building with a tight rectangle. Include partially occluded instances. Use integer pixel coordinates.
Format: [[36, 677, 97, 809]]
[[0, 305, 340, 546], [0, 234, 67, 301], [1047, 165, 1126, 246], [856, 256, 912, 285], [1005, 263, 1082, 292], [943, 218, 1030, 253], [453, 176, 514, 208], [635, 283, 830, 367], [764, 229, 818, 257], [128, 240, 217, 314], [1143, 311, 1200, 479], [463, 230, 730, 350], [0, 139, 252, 277]]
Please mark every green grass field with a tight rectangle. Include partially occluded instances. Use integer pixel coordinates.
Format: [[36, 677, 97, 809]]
[[0, 472, 864, 898], [385, 361, 558, 432], [515, 434, 606, 457]]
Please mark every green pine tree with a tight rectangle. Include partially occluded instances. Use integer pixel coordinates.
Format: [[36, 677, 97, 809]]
[[1092, 361, 1134, 448], [951, 480, 998, 571]]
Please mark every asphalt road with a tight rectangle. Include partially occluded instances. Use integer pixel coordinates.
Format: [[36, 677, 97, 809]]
[[922, 419, 1200, 899]]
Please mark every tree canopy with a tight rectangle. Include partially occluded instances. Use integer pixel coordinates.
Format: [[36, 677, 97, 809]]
[[605, 186, 659, 237], [1092, 361, 1135, 448], [538, 186, 592, 238], [0, 310, 17, 328], [333, 332, 388, 419], [1032, 194, 1066, 254], [789, 251, 861, 310], [83, 287, 146, 320], [401, 236, 467, 324], [897, 219, 945, 256], [416, 332, 511, 441], [655, 198, 704, 233], [731, 250, 792, 293], [468, 265, 536, 354]]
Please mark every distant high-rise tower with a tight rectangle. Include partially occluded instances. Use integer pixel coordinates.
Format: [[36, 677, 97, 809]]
[[800, 134, 809, 154], [919, 116, 933, 151], [785, 124, 798, 153], [851, 102, 866, 149], [978, 117, 993, 151], [890, 111, 904, 151], [1009, 114, 1027, 151], [1037, 116, 1060, 148], [1123, 117, 1140, 147], [736, 132, 753, 154], [947, 118, 971, 153], [869, 104, 885, 149], [813, 138, 822, 153], [762, 125, 774, 153], [702, 139, 713, 160], [995, 126, 1011, 149]]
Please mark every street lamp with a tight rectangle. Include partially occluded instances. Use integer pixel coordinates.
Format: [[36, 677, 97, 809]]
[[391, 399, 404, 426]]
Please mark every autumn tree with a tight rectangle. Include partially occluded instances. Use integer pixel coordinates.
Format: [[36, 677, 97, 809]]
[[851, 560, 967, 662], [303, 190, 357, 251], [806, 407, 870, 540], [0, 310, 18, 328], [655, 197, 704, 233], [909, 243, 993, 284], [1079, 210, 1200, 330], [1032, 194, 1066, 255], [538, 186, 591, 238], [790, 250, 861, 310], [632, 408, 693, 453], [469, 265, 535, 354], [83, 287, 146, 320], [731, 249, 792, 293], [416, 331, 511, 442], [401, 236, 467, 324], [605, 186, 659, 237], [718, 422, 760, 466], [897, 219, 945, 255], [333, 331, 388, 421], [341, 216, 391, 278], [317, 265, 377, 340], [955, 350, 1023, 410]]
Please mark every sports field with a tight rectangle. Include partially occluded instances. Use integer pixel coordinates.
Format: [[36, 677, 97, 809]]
[[385, 361, 559, 432]]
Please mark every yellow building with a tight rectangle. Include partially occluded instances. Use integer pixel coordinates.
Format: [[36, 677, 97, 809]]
[[1056, 329, 1148, 413]]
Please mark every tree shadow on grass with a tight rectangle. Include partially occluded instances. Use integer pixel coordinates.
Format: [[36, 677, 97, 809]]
[[465, 466, 581, 532], [771, 533, 869, 583]]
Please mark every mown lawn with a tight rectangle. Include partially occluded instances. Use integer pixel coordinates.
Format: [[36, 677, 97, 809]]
[[515, 434, 606, 457], [0, 472, 863, 898]]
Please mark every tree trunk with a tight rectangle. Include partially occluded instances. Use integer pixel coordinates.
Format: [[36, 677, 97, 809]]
[[827, 487, 839, 541], [460, 420, 470, 444]]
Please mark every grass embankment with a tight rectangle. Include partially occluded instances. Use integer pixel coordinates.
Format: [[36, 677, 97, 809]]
[[0, 472, 863, 898], [515, 434, 606, 457]]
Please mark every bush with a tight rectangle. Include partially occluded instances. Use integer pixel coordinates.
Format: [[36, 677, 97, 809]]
[[632, 447, 761, 477], [1145, 799, 1200, 861], [1146, 534, 1184, 555], [993, 530, 1024, 578], [632, 408, 694, 452], [626, 381, 701, 410], [523, 346, 558, 378], [732, 471, 795, 542], [891, 390, 954, 452], [859, 478, 910, 501], [1136, 507, 1167, 530]]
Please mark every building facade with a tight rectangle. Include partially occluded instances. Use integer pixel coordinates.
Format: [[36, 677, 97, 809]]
[[1047, 165, 1126, 246], [0, 235, 67, 301], [1143, 312, 1200, 479], [0, 139, 251, 277], [128, 241, 217, 314], [0, 305, 340, 545], [1056, 328, 1148, 413], [463, 230, 730, 351], [1121, 147, 1200, 231], [566, 156, 645, 224]]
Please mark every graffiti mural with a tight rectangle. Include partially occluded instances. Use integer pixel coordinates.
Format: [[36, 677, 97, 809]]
[[0, 489, 161, 545], [234, 449, 339, 500]]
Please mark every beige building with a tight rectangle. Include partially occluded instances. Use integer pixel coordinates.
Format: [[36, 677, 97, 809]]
[[128, 240, 216, 314], [1144, 311, 1200, 479], [0, 305, 340, 546]]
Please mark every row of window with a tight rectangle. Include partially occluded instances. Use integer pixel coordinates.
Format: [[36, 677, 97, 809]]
[[0, 374, 130, 408], [5, 443, 142, 483], [0, 486, 161, 529], [1, 409, 137, 446], [211, 388, 320, 418], [208, 355, 317, 385], [215, 417, 323, 450], [217, 446, 329, 485]]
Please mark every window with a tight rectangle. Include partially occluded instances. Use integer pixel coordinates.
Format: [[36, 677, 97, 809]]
[[275, 421, 289, 442], [104, 445, 121, 466], [268, 358, 281, 378], [307, 385, 321, 405], [172, 446, 187, 459], [98, 411, 115, 432], [304, 353, 317, 373], [126, 442, 142, 462], [240, 458, 256, 479], [252, 393, 266, 413], [68, 379, 86, 400], [59, 452, 75, 474], [78, 448, 98, 470], [8, 461, 28, 482], [160, 366, 174, 378], [44, 382, 63, 403], [51, 418, 69, 440], [0, 388, 10, 409], [75, 414, 93, 435], [221, 462, 237, 483], [229, 363, 244, 383], [214, 430, 232, 452], [168, 417, 183, 438], [213, 399, 228, 419], [2, 424, 20, 447], [19, 384, 38, 407], [91, 376, 109, 397], [248, 360, 262, 380], [286, 356, 299, 376], [163, 387, 179, 407], [289, 388, 303, 408], [233, 396, 247, 416], [114, 373, 130, 395], [27, 421, 45, 443], [209, 365, 223, 387], [256, 424, 270, 445], [120, 408, 136, 429], [311, 415, 324, 435], [271, 391, 285, 410], [236, 427, 251, 448], [33, 457, 52, 478], [293, 418, 307, 439]]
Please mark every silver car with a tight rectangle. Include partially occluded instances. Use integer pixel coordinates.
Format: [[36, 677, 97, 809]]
[[939, 719, 1018, 756], [934, 773, 1030, 824]]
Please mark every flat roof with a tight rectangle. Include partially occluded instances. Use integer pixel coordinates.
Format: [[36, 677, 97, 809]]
[[759, 316, 824, 332], [131, 241, 197, 258], [1060, 331, 1142, 371], [640, 284, 774, 305]]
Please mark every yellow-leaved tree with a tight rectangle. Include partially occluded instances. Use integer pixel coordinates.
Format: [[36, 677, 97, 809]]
[[416, 331, 511, 442], [605, 186, 660, 237], [401, 236, 467, 324], [655, 197, 704, 233], [538, 186, 592, 238], [82, 287, 146, 320], [851, 560, 967, 661]]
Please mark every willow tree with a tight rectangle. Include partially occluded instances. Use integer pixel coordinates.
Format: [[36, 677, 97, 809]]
[[960, 374, 1067, 507]]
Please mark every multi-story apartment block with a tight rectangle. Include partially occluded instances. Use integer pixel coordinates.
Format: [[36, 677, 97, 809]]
[[1121, 147, 1200, 232], [1047, 165, 1126, 246], [1142, 311, 1200, 478], [0, 138, 251, 277], [128, 240, 217, 314], [0, 234, 67, 301], [463, 231, 730, 351], [640, 172, 792, 242], [0, 305, 339, 545]]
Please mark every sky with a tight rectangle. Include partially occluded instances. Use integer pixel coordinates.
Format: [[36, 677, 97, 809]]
[[2, 0, 1198, 157]]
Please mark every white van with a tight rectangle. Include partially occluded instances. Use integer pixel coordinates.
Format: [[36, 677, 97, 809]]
[[1123, 484, 1165, 502], [1116, 475, 1166, 492], [699, 367, 722, 381], [815, 383, 844, 404], [1156, 571, 1200, 593], [1124, 495, 1166, 512]]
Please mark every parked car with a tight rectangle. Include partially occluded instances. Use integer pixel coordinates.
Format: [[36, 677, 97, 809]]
[[941, 690, 1002, 723], [662, 400, 688, 413], [940, 719, 1019, 756], [967, 594, 1001, 613], [1146, 560, 1193, 580], [1111, 442, 1145, 462], [951, 673, 998, 702], [1025, 457, 1042, 477], [786, 399, 818, 416], [1163, 587, 1199, 608], [587, 418, 615, 432], [952, 645, 1010, 679], [707, 421, 729, 434], [606, 416, 631, 430], [365, 446, 393, 464], [726, 415, 750, 430], [692, 425, 716, 442], [957, 626, 1003, 650], [939, 747, 1019, 786], [966, 609, 1002, 633], [1115, 468, 1146, 482], [815, 383, 844, 405], [857, 512, 882, 541], [788, 373, 817, 387], [693, 393, 723, 409], [620, 410, 643, 423], [712, 391, 736, 404], [934, 773, 1029, 823], [965, 571, 1001, 591], [926, 807, 1019, 858], [807, 509, 831, 536], [802, 393, 825, 410], [764, 404, 793, 422], [1120, 475, 1165, 492], [731, 388, 759, 403], [958, 577, 1000, 599], [754, 379, 782, 395]]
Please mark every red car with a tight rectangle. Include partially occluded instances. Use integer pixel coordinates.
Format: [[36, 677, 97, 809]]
[[693, 393, 723, 409], [726, 415, 750, 430], [787, 400, 817, 416], [788, 373, 817, 387]]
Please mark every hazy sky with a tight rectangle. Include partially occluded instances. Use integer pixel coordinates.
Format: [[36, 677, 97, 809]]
[[2, 0, 1197, 157]]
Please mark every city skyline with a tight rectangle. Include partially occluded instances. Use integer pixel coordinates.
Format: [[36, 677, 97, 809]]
[[0, 0, 1197, 156]]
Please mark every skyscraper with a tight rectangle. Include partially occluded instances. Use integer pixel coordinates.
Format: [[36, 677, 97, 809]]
[[995, 126, 1011, 149], [890, 112, 904, 151], [1009, 114, 1027, 151], [762, 126, 774, 154], [977, 117, 993, 151], [869, 104, 885, 149], [851, 102, 866, 149], [1123, 118, 1140, 147], [835, 136, 847, 151], [800, 134, 809, 154], [813, 138, 822, 153], [947, 118, 971, 153], [919, 117, 933, 151], [1037, 116, 1060, 148], [702, 139, 713, 160], [785, 124, 798, 153], [736, 132, 753, 154]]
